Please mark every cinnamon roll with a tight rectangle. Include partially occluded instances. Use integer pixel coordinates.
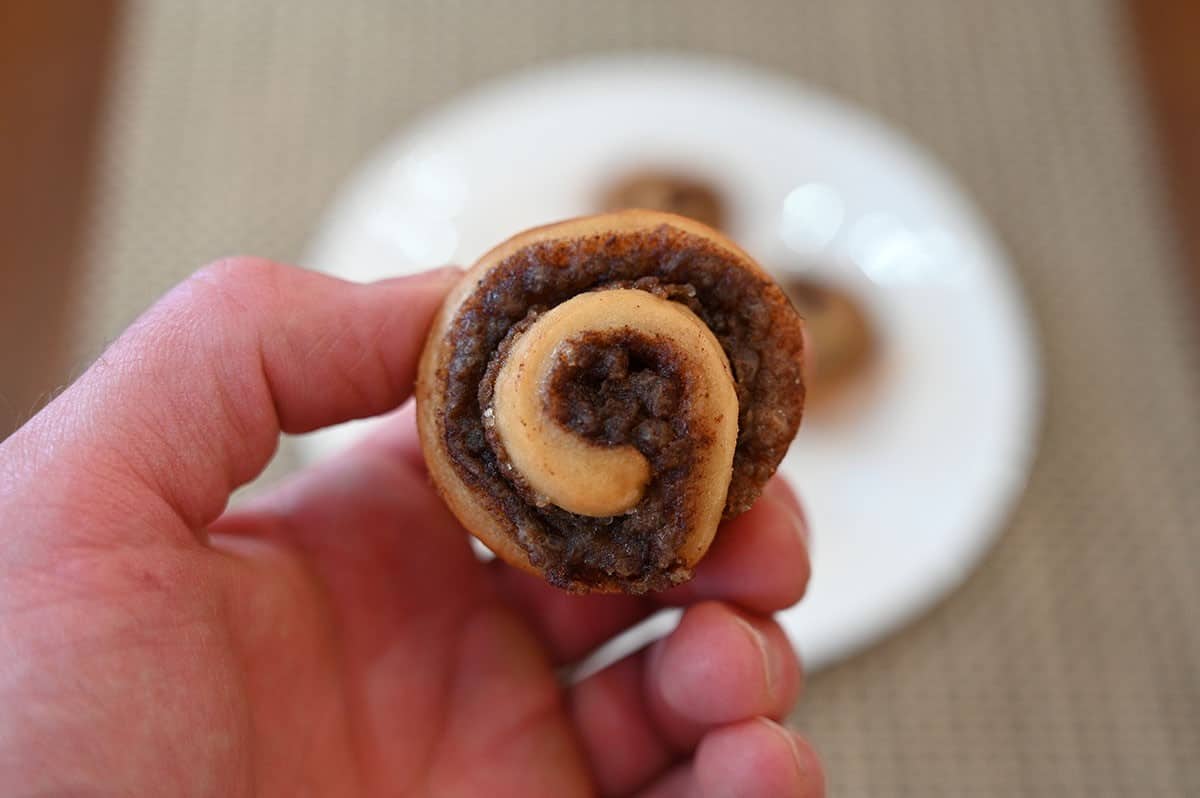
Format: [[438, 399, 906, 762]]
[[600, 171, 726, 231], [783, 277, 874, 402], [416, 211, 805, 593]]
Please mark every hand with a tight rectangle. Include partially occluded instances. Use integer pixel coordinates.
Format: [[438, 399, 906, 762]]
[[0, 259, 823, 797]]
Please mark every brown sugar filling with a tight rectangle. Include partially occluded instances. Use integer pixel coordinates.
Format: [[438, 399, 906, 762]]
[[439, 225, 803, 591]]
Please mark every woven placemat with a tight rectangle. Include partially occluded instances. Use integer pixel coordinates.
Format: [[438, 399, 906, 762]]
[[79, 1, 1200, 794]]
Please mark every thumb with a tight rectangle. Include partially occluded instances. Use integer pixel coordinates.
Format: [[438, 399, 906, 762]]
[[1, 258, 459, 544]]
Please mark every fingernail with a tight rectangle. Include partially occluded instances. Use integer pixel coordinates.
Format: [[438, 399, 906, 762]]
[[786, 503, 810, 546], [763, 479, 810, 546], [757, 718, 810, 785], [732, 613, 783, 703], [764, 493, 809, 547]]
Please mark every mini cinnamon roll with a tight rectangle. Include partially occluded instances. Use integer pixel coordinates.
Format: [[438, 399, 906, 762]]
[[783, 277, 874, 402], [417, 211, 804, 593], [600, 171, 726, 230]]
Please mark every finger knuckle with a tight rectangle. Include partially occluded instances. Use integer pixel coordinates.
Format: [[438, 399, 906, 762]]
[[187, 256, 286, 316]]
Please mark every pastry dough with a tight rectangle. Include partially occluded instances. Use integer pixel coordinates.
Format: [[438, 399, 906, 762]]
[[417, 211, 804, 593]]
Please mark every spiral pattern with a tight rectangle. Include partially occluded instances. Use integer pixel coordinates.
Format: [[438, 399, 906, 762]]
[[417, 211, 805, 593]]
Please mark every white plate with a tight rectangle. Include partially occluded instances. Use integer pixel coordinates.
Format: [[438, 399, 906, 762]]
[[299, 55, 1041, 672]]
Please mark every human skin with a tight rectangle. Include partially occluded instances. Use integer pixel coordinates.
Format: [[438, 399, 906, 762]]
[[0, 258, 824, 797]]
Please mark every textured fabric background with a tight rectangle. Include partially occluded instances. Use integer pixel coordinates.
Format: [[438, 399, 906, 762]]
[[77, 1, 1200, 794]]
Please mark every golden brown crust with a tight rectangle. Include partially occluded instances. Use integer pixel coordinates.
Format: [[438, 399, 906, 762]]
[[417, 210, 804, 592]]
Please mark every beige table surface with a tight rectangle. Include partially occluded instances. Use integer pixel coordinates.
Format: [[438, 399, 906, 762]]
[[70, 1, 1200, 794]]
